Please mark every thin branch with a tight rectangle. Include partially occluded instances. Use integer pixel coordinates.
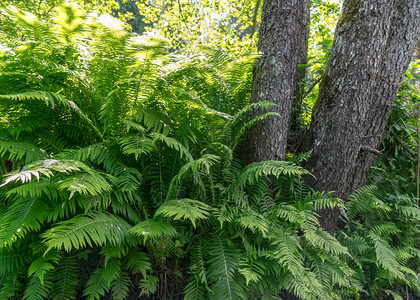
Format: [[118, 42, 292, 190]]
[[360, 145, 382, 155], [250, 0, 262, 38], [301, 76, 322, 100], [390, 131, 416, 157]]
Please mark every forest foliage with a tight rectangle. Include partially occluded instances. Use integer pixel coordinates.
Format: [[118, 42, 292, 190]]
[[0, 2, 419, 300]]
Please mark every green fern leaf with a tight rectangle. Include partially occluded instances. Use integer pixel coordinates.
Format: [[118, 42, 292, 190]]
[[236, 210, 269, 236], [50, 256, 80, 300], [119, 135, 156, 160], [130, 219, 177, 242], [303, 229, 349, 256], [155, 198, 212, 228], [57, 172, 112, 198], [0, 159, 93, 187], [23, 276, 52, 300], [28, 250, 61, 285], [139, 275, 159, 296], [111, 271, 130, 300], [207, 235, 244, 300], [236, 160, 309, 188], [184, 276, 208, 300], [42, 211, 132, 252], [368, 232, 403, 279], [269, 228, 304, 277], [0, 139, 46, 164], [125, 249, 151, 277], [0, 195, 49, 246], [0, 247, 30, 275]]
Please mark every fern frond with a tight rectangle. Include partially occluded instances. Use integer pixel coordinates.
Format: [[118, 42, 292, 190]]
[[119, 134, 156, 159], [0, 159, 93, 187], [269, 228, 304, 277], [42, 211, 132, 252], [238, 259, 266, 285], [311, 192, 344, 211], [83, 259, 121, 300], [130, 218, 177, 242], [207, 235, 244, 300], [113, 165, 142, 194], [59, 142, 119, 172], [303, 229, 349, 256], [0, 91, 103, 139], [0, 247, 30, 275], [236, 210, 269, 236], [372, 222, 401, 239], [275, 204, 305, 225], [155, 198, 212, 228], [0, 138, 46, 164], [184, 276, 208, 300], [278, 272, 319, 300], [50, 255, 80, 300], [139, 275, 159, 297], [151, 132, 193, 161], [6, 180, 58, 200], [368, 232, 403, 278], [125, 249, 151, 277], [23, 275, 52, 300], [111, 271, 130, 300], [28, 250, 61, 285], [57, 172, 112, 198], [236, 161, 309, 188], [0, 195, 49, 246], [166, 154, 220, 200]]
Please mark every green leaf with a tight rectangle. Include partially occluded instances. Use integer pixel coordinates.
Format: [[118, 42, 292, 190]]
[[57, 172, 112, 198], [236, 160, 310, 188], [155, 199, 212, 228], [130, 219, 177, 242], [28, 250, 61, 285], [42, 212, 132, 252], [0, 196, 49, 246]]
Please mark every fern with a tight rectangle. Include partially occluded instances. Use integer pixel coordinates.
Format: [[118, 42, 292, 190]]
[[28, 250, 61, 285], [23, 275, 53, 300], [368, 232, 403, 278], [130, 219, 177, 242], [0, 195, 49, 246], [83, 259, 121, 300], [268, 228, 304, 277], [42, 212, 132, 252], [111, 271, 130, 300], [155, 198, 212, 228], [50, 256, 80, 300], [206, 235, 244, 300], [236, 160, 309, 188], [1, 4, 418, 299]]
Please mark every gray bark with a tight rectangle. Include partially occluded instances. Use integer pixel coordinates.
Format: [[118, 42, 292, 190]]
[[346, 0, 420, 194], [242, 0, 311, 163], [303, 0, 398, 233], [288, 7, 311, 152]]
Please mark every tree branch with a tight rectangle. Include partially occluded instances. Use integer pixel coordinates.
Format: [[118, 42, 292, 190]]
[[301, 76, 322, 100], [250, 0, 262, 38], [360, 145, 382, 155], [390, 131, 416, 157]]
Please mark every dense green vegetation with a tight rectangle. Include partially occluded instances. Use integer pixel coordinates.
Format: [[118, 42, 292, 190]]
[[0, 3, 419, 300]]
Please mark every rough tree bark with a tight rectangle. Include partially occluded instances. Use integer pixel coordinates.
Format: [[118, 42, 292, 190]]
[[346, 0, 420, 194], [242, 0, 311, 163], [302, 0, 398, 233], [288, 8, 311, 152]]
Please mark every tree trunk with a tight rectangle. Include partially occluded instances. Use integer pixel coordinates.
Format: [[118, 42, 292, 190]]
[[242, 0, 311, 163], [346, 0, 420, 194], [303, 0, 397, 233], [288, 7, 311, 153]]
